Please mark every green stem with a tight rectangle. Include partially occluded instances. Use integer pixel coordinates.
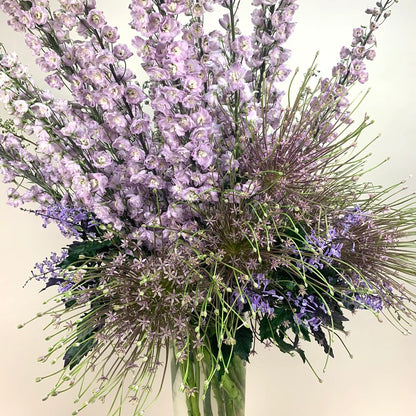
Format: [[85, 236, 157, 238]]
[[172, 348, 246, 416], [202, 382, 214, 416], [187, 360, 201, 416], [211, 376, 226, 416]]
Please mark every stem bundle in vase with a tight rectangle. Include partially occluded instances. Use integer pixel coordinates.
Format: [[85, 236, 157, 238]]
[[0, 1, 415, 415]]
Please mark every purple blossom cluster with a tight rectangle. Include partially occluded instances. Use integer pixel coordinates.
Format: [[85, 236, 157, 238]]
[[30, 250, 72, 293], [333, 2, 395, 87], [303, 228, 343, 270], [342, 273, 384, 313], [303, 1, 395, 132], [234, 273, 283, 316], [36, 203, 97, 238], [287, 292, 328, 332], [0, 0, 301, 250], [292, 206, 368, 270], [354, 293, 383, 313]]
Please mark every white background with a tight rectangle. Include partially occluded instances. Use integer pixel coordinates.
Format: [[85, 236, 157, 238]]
[[1, 1, 416, 415]]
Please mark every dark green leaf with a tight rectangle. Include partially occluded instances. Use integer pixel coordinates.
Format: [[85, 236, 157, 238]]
[[298, 323, 311, 342], [274, 330, 296, 354], [64, 298, 76, 309], [295, 347, 307, 363], [234, 326, 253, 362], [312, 327, 334, 357], [19, 1, 32, 10], [59, 239, 114, 269], [64, 337, 95, 370], [63, 311, 103, 369], [259, 308, 293, 341]]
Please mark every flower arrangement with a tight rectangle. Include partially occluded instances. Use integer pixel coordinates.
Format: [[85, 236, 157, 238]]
[[0, 1, 415, 415]]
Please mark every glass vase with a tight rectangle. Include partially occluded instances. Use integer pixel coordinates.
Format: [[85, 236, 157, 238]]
[[170, 349, 246, 416]]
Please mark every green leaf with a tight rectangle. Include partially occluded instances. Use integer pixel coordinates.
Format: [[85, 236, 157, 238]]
[[63, 312, 102, 369], [259, 319, 307, 363], [59, 239, 115, 269], [295, 347, 307, 363], [274, 330, 296, 354], [19, 1, 32, 11], [234, 326, 253, 362], [298, 323, 311, 342], [64, 336, 95, 370], [259, 308, 293, 341], [64, 298, 76, 309]]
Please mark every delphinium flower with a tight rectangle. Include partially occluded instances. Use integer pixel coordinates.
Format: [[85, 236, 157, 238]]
[[0, 1, 416, 415]]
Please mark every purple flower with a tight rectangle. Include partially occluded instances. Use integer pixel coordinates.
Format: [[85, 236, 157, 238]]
[[87, 9, 106, 29], [113, 44, 133, 61], [31, 6, 48, 25], [235, 273, 283, 316], [354, 293, 383, 312], [300, 228, 343, 270], [125, 85, 146, 104], [225, 63, 247, 92], [288, 293, 328, 332], [352, 27, 364, 38], [101, 25, 120, 43], [232, 36, 253, 60], [36, 204, 97, 239], [31, 250, 68, 281], [350, 59, 366, 76], [183, 75, 203, 93]]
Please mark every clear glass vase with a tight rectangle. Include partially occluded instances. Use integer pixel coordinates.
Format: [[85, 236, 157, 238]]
[[170, 349, 246, 416]]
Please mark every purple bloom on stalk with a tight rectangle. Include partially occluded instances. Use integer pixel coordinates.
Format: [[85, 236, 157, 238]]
[[300, 228, 343, 270], [159, 16, 182, 41], [288, 292, 328, 332], [36, 204, 97, 239], [232, 36, 253, 60], [101, 25, 120, 43], [31, 250, 68, 281], [353, 27, 364, 38], [350, 59, 366, 76], [31, 6, 48, 25], [113, 44, 133, 61], [24, 33, 42, 55], [337, 205, 368, 235], [92, 151, 114, 169], [225, 63, 247, 92], [30, 102, 51, 118], [125, 85, 146, 104], [183, 75, 203, 93], [45, 74, 64, 89], [354, 293, 383, 312], [166, 40, 189, 62], [235, 273, 283, 316], [87, 9, 107, 29]]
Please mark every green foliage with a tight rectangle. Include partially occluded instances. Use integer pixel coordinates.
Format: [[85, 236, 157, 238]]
[[63, 313, 99, 369], [19, 1, 32, 11], [59, 239, 116, 269], [259, 310, 307, 363], [234, 326, 253, 362], [259, 308, 293, 341], [63, 297, 107, 369]]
